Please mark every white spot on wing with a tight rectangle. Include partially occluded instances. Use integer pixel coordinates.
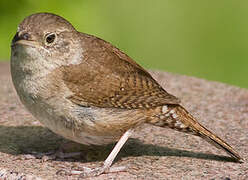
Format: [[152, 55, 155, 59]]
[[162, 105, 168, 114], [169, 109, 175, 114], [172, 113, 178, 119], [175, 120, 186, 128]]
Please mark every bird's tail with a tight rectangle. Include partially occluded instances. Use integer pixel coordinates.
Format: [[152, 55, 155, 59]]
[[148, 105, 242, 161]]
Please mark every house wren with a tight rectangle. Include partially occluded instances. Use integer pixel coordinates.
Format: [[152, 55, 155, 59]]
[[10, 13, 242, 177]]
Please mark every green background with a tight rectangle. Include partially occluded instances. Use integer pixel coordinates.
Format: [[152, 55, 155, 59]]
[[1, 0, 248, 88]]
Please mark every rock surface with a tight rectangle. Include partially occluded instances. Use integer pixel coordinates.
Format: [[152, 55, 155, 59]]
[[0, 62, 247, 180]]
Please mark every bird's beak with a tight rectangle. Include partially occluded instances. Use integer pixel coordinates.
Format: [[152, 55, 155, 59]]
[[11, 32, 39, 48]]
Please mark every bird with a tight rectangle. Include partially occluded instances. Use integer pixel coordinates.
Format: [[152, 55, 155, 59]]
[[10, 12, 242, 177]]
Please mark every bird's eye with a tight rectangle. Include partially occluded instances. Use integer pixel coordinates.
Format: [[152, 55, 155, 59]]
[[45, 33, 56, 45]]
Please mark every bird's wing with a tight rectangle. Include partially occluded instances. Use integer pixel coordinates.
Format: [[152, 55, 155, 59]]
[[62, 33, 180, 109]]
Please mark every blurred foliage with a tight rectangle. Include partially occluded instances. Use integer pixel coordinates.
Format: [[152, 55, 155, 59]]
[[0, 0, 248, 88]]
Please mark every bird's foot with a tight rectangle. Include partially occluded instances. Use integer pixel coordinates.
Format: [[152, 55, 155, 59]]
[[80, 166, 126, 178], [24, 150, 82, 162], [57, 165, 126, 177]]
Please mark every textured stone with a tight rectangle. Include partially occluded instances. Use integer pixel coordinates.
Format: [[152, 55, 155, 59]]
[[0, 62, 247, 179]]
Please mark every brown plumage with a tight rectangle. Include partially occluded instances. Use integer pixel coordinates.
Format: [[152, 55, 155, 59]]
[[147, 104, 242, 160], [63, 34, 180, 109], [11, 13, 242, 177], [61, 32, 242, 160]]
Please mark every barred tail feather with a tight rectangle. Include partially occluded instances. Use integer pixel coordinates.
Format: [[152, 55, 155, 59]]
[[149, 105, 242, 161]]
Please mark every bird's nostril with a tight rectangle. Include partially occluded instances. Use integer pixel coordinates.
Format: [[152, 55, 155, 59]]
[[22, 33, 30, 40], [11, 32, 31, 45]]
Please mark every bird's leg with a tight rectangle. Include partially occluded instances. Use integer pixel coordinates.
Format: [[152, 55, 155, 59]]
[[70, 128, 134, 177], [102, 128, 133, 172], [53, 141, 83, 159]]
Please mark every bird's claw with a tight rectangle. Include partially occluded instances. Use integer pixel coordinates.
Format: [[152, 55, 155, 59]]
[[57, 165, 126, 177]]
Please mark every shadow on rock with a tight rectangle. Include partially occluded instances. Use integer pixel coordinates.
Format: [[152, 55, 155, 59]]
[[0, 125, 63, 155], [0, 125, 237, 163]]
